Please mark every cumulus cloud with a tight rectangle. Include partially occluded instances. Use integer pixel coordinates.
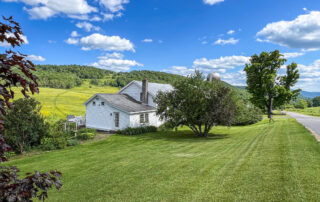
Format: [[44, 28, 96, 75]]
[[214, 38, 239, 45], [203, 0, 224, 5], [92, 52, 142, 72], [193, 56, 250, 70], [282, 52, 305, 58], [0, 33, 28, 47], [65, 38, 79, 45], [163, 66, 195, 76], [99, 0, 129, 13], [79, 33, 134, 51], [71, 31, 80, 37], [227, 30, 235, 35], [76, 22, 100, 32], [142, 39, 153, 43], [4, 0, 97, 19], [294, 60, 320, 91], [257, 11, 320, 50], [26, 54, 45, 61]]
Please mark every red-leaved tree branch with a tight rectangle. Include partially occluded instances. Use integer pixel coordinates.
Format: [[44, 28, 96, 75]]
[[0, 16, 62, 201]]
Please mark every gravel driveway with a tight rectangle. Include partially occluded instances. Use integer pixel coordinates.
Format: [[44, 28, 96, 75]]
[[286, 112, 320, 141]]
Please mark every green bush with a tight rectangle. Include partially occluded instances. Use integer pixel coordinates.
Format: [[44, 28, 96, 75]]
[[76, 133, 95, 140], [117, 126, 157, 135], [67, 139, 79, 146], [295, 99, 308, 109], [41, 137, 67, 151], [78, 128, 97, 135], [233, 100, 263, 126]]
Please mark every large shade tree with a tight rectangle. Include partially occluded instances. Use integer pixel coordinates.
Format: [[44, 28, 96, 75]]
[[0, 16, 62, 201], [155, 71, 236, 137], [244, 50, 300, 120]]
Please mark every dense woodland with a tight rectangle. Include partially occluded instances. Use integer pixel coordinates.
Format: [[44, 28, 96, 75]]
[[35, 65, 185, 89]]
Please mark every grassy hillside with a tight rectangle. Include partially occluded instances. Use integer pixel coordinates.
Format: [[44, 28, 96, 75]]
[[6, 118, 320, 201], [287, 107, 320, 117], [15, 81, 119, 122]]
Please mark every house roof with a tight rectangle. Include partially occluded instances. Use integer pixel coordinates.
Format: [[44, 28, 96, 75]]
[[84, 94, 156, 114], [117, 80, 174, 97]]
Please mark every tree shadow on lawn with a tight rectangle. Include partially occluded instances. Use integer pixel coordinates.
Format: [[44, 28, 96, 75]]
[[132, 130, 230, 143]]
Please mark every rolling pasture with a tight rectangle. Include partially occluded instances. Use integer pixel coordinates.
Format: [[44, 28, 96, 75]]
[[7, 118, 320, 201], [14, 82, 119, 122]]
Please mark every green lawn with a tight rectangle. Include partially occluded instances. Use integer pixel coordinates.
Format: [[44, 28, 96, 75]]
[[6, 118, 320, 201], [287, 107, 320, 117], [14, 82, 119, 122]]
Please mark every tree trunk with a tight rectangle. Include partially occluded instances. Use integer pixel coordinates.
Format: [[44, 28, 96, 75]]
[[268, 96, 274, 121]]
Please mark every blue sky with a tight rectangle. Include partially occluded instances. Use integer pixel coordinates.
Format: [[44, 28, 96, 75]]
[[1, 0, 320, 91]]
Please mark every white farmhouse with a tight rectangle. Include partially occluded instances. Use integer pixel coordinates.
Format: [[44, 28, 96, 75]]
[[84, 79, 173, 131]]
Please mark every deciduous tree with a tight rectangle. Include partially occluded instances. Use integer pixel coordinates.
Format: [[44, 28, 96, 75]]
[[244, 50, 300, 120], [155, 71, 236, 137]]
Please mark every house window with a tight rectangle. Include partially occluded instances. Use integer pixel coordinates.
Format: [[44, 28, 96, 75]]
[[93, 101, 96, 106], [101, 102, 105, 106], [140, 114, 144, 123], [114, 112, 119, 127], [140, 92, 143, 101], [140, 113, 149, 123]]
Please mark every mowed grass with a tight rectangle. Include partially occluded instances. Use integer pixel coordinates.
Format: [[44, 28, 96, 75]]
[[7, 118, 320, 201], [14, 82, 119, 121], [288, 107, 320, 117]]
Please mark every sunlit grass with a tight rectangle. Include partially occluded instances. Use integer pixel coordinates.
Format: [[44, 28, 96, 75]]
[[7, 118, 320, 201]]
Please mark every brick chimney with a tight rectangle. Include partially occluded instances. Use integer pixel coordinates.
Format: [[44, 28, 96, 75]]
[[142, 78, 148, 104]]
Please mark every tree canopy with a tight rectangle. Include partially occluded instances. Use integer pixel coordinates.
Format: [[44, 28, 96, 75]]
[[155, 71, 236, 137], [244, 50, 300, 120]]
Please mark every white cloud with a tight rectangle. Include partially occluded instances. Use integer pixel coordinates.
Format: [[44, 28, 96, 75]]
[[92, 52, 142, 72], [65, 38, 79, 45], [257, 11, 320, 49], [142, 38, 153, 43], [90, 15, 102, 21], [227, 30, 235, 35], [282, 52, 305, 58], [79, 33, 134, 51], [203, 0, 224, 5], [71, 31, 80, 37], [26, 54, 45, 61], [5, 0, 97, 19], [48, 40, 56, 44], [164, 66, 195, 76], [0, 33, 28, 47], [98, 52, 124, 59], [295, 60, 320, 91], [76, 22, 100, 32], [193, 56, 250, 70], [303, 8, 308, 11], [214, 38, 239, 45], [99, 0, 129, 13]]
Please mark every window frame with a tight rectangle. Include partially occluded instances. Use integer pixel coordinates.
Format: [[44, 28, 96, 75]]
[[114, 112, 119, 127], [140, 113, 145, 123]]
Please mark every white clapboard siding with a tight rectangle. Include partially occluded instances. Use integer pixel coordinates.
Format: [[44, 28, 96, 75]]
[[85, 97, 130, 131]]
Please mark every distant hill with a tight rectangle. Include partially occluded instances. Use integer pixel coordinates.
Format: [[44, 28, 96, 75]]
[[300, 91, 320, 98], [35, 65, 185, 89]]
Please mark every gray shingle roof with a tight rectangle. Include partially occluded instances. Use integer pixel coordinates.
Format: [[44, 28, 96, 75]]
[[133, 81, 174, 96], [95, 94, 156, 113]]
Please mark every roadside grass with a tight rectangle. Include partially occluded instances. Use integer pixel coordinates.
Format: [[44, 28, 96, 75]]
[[287, 107, 320, 117], [6, 118, 320, 201], [14, 82, 119, 122]]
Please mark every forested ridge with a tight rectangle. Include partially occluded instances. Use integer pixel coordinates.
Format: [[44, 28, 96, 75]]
[[34, 65, 185, 89]]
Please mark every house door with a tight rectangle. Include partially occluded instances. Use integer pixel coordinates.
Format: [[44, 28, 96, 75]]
[[114, 112, 119, 128]]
